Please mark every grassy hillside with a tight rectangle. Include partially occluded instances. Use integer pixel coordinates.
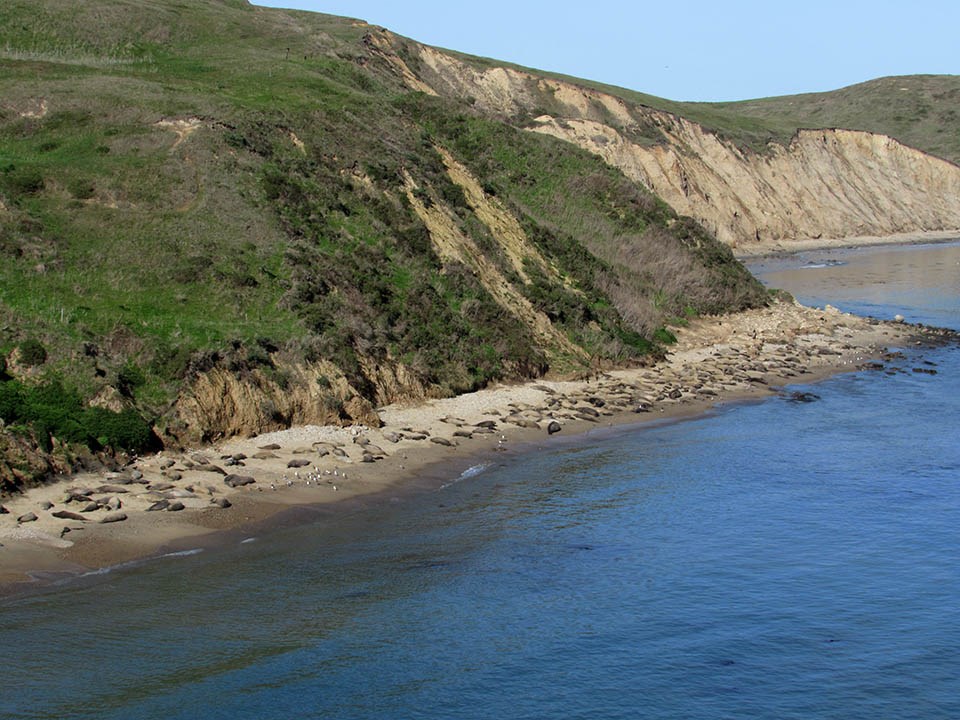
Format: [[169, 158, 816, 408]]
[[0, 0, 768, 489]]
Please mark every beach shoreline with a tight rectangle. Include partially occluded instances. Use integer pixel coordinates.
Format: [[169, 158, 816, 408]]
[[0, 297, 951, 597], [734, 229, 960, 258]]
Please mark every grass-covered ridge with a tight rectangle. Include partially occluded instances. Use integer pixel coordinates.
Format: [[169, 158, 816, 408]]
[[440, 46, 960, 164], [0, 0, 772, 490]]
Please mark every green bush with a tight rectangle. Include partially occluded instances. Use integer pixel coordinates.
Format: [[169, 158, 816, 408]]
[[117, 361, 146, 396], [0, 378, 153, 453], [68, 178, 96, 200], [18, 338, 48, 367], [2, 167, 45, 198]]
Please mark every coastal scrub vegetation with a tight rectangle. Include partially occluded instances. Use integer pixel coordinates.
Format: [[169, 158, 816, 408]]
[[0, 0, 773, 490]]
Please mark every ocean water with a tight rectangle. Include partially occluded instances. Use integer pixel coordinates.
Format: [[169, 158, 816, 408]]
[[2, 242, 959, 720]]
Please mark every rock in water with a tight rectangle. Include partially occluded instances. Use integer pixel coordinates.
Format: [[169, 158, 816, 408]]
[[788, 391, 821, 403]]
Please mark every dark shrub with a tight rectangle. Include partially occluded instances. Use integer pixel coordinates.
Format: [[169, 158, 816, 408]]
[[3, 167, 45, 198], [18, 338, 47, 366], [117, 361, 146, 397]]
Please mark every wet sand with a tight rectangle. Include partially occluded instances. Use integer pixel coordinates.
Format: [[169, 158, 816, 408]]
[[0, 299, 946, 594]]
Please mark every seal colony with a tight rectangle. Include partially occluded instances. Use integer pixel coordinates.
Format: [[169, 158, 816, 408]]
[[0, 299, 954, 591]]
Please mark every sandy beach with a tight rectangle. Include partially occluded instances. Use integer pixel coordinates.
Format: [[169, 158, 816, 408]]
[[0, 298, 951, 594], [734, 229, 960, 258]]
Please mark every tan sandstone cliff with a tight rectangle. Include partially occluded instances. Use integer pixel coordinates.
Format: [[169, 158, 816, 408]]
[[369, 32, 960, 251]]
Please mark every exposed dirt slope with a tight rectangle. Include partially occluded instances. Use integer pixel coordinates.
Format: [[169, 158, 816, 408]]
[[530, 118, 960, 249]]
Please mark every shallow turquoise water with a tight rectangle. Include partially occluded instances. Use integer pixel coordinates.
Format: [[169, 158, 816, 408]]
[[2, 242, 958, 719]]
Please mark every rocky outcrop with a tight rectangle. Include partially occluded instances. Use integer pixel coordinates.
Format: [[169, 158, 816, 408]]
[[170, 362, 382, 445], [0, 431, 76, 495], [383, 36, 960, 250]]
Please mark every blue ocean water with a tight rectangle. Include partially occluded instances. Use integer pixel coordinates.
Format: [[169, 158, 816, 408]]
[[1, 242, 959, 720]]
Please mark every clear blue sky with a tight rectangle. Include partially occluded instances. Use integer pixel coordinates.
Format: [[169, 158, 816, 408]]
[[253, 1, 960, 102]]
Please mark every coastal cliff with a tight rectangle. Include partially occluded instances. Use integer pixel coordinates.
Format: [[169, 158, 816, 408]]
[[1, 0, 958, 491], [370, 35, 960, 251]]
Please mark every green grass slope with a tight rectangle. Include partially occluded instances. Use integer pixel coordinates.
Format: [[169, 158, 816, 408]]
[[0, 0, 769, 490]]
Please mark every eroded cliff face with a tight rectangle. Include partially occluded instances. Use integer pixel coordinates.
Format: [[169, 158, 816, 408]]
[[169, 360, 385, 445], [376, 34, 960, 250], [529, 118, 960, 249]]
